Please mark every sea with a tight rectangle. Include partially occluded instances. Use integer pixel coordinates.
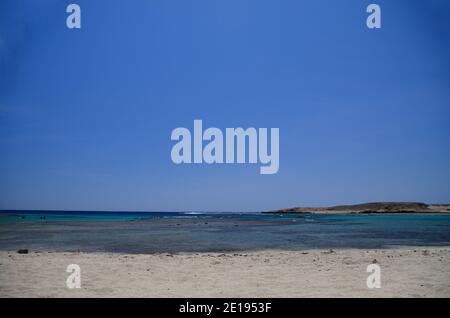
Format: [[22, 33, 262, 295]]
[[1, 211, 450, 253]]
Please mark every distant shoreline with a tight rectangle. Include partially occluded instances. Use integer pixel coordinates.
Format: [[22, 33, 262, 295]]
[[263, 202, 450, 215], [2, 202, 450, 215]]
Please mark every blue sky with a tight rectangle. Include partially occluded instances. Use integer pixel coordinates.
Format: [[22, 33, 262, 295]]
[[0, 0, 449, 211]]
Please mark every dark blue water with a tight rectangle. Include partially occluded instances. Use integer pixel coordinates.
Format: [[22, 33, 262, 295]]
[[1, 211, 450, 253], [0, 210, 198, 223]]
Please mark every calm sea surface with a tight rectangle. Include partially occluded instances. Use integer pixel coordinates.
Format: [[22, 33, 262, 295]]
[[1, 211, 450, 253]]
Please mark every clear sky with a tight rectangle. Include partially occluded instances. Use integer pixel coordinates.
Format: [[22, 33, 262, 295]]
[[0, 0, 449, 212]]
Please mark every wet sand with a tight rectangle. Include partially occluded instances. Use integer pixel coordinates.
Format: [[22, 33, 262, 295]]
[[1, 248, 450, 297]]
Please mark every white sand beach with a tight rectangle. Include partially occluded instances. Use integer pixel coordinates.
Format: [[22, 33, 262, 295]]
[[1, 248, 450, 297]]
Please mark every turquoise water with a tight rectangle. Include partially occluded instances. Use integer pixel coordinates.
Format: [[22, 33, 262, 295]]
[[1, 211, 450, 253]]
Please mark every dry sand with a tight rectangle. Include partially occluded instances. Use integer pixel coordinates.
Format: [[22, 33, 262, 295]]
[[1, 248, 450, 297]]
